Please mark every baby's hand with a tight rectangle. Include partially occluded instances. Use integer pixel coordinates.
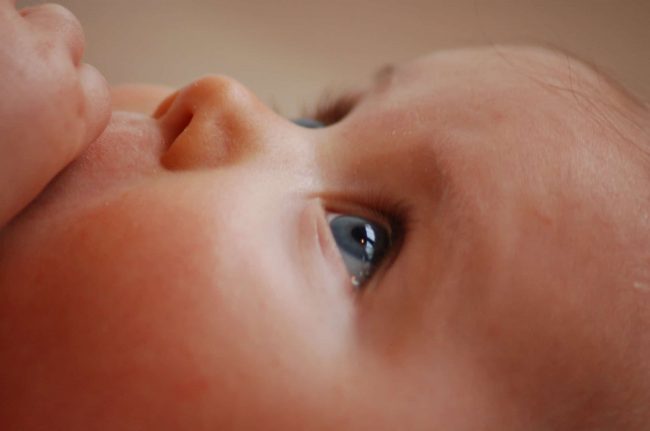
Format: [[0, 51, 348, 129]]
[[0, 1, 110, 227]]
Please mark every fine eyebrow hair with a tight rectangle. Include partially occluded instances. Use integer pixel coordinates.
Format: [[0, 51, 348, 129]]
[[303, 63, 399, 122], [373, 63, 397, 90]]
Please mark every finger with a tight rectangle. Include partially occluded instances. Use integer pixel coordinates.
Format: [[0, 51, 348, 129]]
[[1, 0, 17, 16], [20, 3, 85, 66], [78, 63, 111, 147]]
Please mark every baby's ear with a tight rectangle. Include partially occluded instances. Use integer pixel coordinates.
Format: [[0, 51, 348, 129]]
[[111, 84, 176, 115]]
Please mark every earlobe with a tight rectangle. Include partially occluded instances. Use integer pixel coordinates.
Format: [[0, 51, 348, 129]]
[[111, 84, 176, 115]]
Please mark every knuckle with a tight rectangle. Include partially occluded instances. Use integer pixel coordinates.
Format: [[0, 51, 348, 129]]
[[38, 3, 78, 23], [49, 4, 85, 54], [25, 3, 85, 63], [39, 80, 86, 159]]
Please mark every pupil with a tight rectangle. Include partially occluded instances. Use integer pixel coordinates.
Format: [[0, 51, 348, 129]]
[[351, 224, 375, 260], [351, 226, 367, 243]]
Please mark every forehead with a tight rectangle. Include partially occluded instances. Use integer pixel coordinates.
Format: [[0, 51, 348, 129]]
[[338, 46, 647, 299], [379, 46, 646, 120], [346, 47, 650, 362], [348, 48, 590, 184], [350, 46, 645, 186]]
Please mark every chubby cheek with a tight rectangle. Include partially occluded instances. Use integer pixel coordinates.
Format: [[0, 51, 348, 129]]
[[447, 244, 644, 429], [0, 186, 351, 429]]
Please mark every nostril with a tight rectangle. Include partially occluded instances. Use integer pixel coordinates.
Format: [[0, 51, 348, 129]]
[[152, 91, 179, 119], [154, 92, 194, 151], [162, 111, 193, 150]]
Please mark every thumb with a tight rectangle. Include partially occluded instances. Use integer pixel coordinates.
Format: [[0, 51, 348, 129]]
[[79, 62, 111, 146]]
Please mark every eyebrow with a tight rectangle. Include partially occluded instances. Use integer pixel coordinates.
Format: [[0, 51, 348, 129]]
[[302, 63, 399, 123], [373, 63, 398, 91]]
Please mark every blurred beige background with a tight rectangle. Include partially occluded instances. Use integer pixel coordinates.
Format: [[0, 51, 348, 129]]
[[19, 0, 650, 116]]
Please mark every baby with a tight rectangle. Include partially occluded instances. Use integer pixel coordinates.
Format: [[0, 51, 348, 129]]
[[1, 2, 650, 430]]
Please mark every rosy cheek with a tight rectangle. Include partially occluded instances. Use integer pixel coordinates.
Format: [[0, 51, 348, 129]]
[[0, 188, 262, 425]]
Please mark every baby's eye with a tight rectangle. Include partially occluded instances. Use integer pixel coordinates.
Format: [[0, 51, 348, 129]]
[[296, 90, 360, 127], [327, 214, 392, 289], [291, 118, 326, 129]]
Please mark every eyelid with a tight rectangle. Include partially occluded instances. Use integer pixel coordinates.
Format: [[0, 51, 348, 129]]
[[303, 89, 362, 126], [320, 193, 410, 240]]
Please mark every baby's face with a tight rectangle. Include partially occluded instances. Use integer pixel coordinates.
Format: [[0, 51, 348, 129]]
[[2, 46, 650, 430]]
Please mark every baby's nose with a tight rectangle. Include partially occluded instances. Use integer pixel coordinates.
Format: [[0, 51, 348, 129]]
[[154, 75, 270, 170]]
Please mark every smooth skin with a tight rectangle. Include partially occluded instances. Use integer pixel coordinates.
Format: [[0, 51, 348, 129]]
[[1, 2, 650, 430], [0, 0, 110, 227]]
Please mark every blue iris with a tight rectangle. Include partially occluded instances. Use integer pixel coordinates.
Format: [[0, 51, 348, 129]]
[[329, 215, 391, 288], [292, 118, 326, 129]]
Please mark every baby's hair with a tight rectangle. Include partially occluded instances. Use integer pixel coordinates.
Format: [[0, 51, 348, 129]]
[[561, 50, 650, 165], [493, 44, 650, 168]]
